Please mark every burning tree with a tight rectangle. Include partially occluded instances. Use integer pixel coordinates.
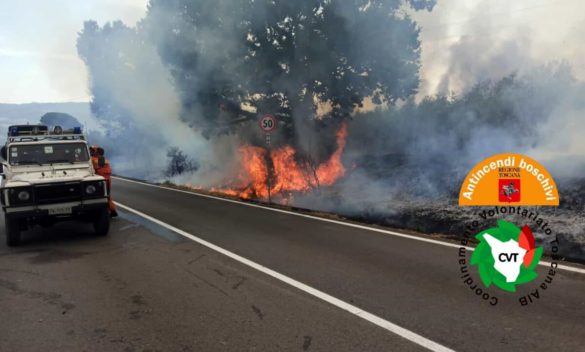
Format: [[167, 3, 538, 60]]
[[143, 0, 434, 198], [77, 0, 436, 199], [76, 2, 585, 256]]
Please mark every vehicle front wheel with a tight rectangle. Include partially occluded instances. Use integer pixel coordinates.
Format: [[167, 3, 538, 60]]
[[5, 216, 21, 246], [93, 209, 110, 237]]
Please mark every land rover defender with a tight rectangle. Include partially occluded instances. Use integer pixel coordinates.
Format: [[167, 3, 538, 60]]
[[0, 125, 110, 246]]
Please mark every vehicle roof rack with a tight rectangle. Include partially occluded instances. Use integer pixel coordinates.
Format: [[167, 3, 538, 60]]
[[8, 134, 86, 143], [7, 125, 85, 143]]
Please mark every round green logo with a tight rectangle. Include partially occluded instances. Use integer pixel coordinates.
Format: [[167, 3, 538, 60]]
[[471, 220, 543, 292]]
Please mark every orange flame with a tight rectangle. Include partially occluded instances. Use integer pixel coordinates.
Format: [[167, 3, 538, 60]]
[[271, 146, 313, 194], [212, 122, 347, 201], [316, 122, 347, 186]]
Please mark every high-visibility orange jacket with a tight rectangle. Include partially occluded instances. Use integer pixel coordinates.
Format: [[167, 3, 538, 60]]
[[92, 156, 112, 182], [91, 156, 116, 213]]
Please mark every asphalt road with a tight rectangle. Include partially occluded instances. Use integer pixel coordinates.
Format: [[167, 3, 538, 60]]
[[1, 177, 584, 351]]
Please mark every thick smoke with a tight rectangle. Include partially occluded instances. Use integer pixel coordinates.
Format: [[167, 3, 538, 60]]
[[412, 0, 585, 96], [79, 0, 436, 182], [77, 20, 207, 179], [297, 63, 585, 212], [78, 1, 585, 258]]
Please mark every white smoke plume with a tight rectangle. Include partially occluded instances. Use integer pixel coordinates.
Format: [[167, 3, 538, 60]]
[[77, 1, 585, 258]]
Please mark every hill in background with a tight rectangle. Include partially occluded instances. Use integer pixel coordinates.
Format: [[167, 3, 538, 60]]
[[0, 102, 97, 141]]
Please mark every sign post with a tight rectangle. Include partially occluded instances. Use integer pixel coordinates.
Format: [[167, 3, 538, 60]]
[[259, 114, 277, 203]]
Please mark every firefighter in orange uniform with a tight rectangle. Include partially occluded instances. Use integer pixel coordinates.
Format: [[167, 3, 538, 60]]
[[90, 145, 118, 217]]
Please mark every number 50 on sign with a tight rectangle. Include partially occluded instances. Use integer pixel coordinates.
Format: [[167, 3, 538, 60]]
[[259, 114, 277, 132]]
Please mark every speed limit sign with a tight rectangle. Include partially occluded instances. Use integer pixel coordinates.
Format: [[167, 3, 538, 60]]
[[259, 114, 277, 132]]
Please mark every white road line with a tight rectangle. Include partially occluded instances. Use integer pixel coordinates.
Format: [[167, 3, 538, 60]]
[[115, 202, 455, 352], [113, 176, 585, 275]]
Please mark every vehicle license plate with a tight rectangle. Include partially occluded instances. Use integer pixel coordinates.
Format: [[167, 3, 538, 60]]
[[48, 207, 72, 215]]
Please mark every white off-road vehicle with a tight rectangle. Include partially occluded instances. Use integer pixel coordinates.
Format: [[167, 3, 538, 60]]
[[0, 125, 110, 246]]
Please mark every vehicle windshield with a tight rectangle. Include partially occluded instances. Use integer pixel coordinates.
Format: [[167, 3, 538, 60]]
[[8, 143, 89, 166]]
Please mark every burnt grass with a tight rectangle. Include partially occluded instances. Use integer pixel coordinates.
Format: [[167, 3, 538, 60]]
[[344, 178, 585, 264], [158, 172, 585, 264]]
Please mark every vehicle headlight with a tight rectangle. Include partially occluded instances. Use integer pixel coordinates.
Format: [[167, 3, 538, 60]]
[[8, 187, 33, 205], [18, 190, 31, 201], [83, 181, 105, 197], [18, 191, 30, 202], [85, 184, 97, 195]]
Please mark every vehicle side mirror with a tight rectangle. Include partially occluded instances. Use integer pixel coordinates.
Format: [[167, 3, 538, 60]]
[[0, 146, 6, 161]]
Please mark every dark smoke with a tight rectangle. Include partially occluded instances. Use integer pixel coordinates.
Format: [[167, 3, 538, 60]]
[[78, 0, 436, 176], [296, 63, 585, 208], [77, 0, 585, 259]]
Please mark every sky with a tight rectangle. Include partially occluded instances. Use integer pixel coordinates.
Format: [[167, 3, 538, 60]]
[[0, 0, 583, 103], [0, 0, 149, 104]]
